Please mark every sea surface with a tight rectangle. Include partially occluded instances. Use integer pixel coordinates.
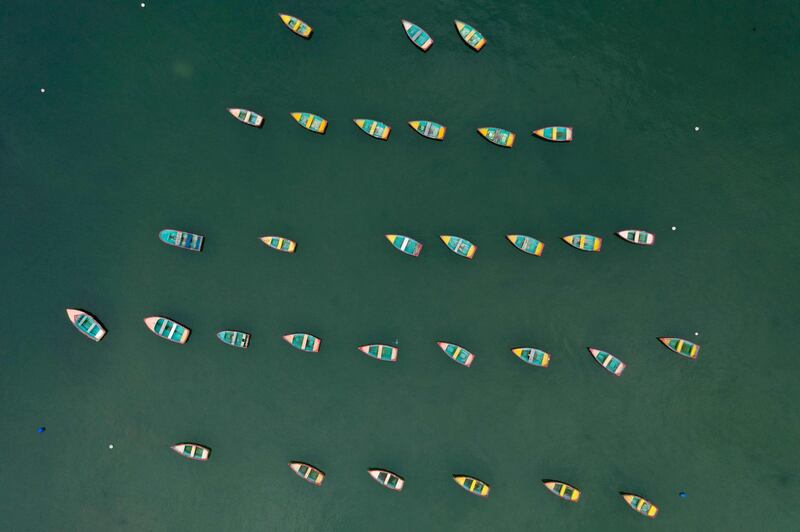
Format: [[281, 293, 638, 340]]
[[2, 1, 799, 530]]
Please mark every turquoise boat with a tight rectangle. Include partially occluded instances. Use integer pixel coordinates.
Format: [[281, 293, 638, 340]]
[[385, 234, 422, 256], [353, 118, 391, 140], [144, 316, 190, 344], [437, 342, 475, 367], [283, 333, 321, 352], [408, 120, 446, 140], [159, 229, 203, 251], [217, 330, 250, 349], [533, 126, 573, 142], [511, 347, 551, 368], [440, 235, 477, 259], [588, 347, 625, 376], [562, 234, 602, 252], [358, 344, 398, 362], [65, 308, 106, 342], [506, 234, 544, 256], [401, 19, 433, 51]]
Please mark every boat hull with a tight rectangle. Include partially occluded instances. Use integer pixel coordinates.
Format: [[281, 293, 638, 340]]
[[279, 13, 312, 38], [543, 481, 581, 502], [533, 126, 573, 142], [171, 443, 211, 461], [368, 469, 405, 491], [658, 337, 699, 359], [622, 493, 658, 518], [454, 20, 486, 51], [217, 330, 250, 349], [616, 229, 655, 245], [401, 19, 433, 51], [227, 108, 264, 127], [408, 120, 446, 140], [385, 234, 422, 256], [66, 308, 106, 342], [283, 333, 321, 352], [144, 316, 190, 344], [159, 229, 204, 251], [289, 462, 325, 486], [506, 234, 544, 256], [291, 112, 328, 134], [440, 235, 477, 259], [512, 347, 551, 368], [477, 127, 515, 147], [260, 236, 297, 253], [588, 347, 625, 376], [437, 342, 475, 367], [562, 234, 602, 252], [353, 118, 391, 140], [453, 475, 490, 497], [358, 344, 398, 362]]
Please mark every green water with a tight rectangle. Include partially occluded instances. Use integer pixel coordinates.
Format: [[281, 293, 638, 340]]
[[2, 1, 799, 530]]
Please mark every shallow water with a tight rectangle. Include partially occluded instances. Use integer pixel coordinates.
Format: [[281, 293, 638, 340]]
[[1, 1, 799, 530]]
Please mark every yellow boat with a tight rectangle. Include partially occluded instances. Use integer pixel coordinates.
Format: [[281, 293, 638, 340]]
[[622, 493, 658, 518], [453, 475, 489, 497], [290, 112, 328, 134], [543, 480, 581, 502], [279, 13, 312, 38], [354, 118, 391, 140], [260, 236, 296, 253], [477, 127, 515, 148]]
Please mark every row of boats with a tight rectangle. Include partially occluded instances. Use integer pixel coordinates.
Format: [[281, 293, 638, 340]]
[[279, 13, 489, 55], [227, 107, 570, 146], [159, 228, 656, 257], [169, 444, 658, 517], [66, 310, 700, 367]]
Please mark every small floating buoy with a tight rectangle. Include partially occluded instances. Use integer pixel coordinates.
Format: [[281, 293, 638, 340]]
[[694, 126, 700, 131], [37, 426, 46, 433], [679, 491, 687, 498], [694, 332, 699, 336], [671, 226, 677, 231], [40, 88, 45, 93], [108, 444, 114, 449], [140, 2, 146, 7]]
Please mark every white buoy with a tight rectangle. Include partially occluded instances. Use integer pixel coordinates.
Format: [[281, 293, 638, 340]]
[[40, 88, 45, 93], [694, 126, 700, 131], [694, 332, 699, 336], [671, 226, 676, 231], [108, 444, 114, 449], [141, 2, 145, 7]]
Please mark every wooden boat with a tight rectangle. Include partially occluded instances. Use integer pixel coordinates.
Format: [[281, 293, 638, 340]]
[[562, 234, 602, 252], [144, 316, 190, 344], [477, 127, 515, 148], [622, 493, 658, 518], [616, 229, 655, 246], [506, 234, 544, 256], [289, 462, 325, 486], [454, 20, 486, 51], [353, 118, 391, 140], [543, 480, 581, 502], [453, 475, 490, 497], [658, 337, 699, 359], [368, 469, 405, 491], [278, 13, 312, 38], [65, 308, 106, 342], [401, 19, 433, 51], [170, 442, 210, 461], [291, 112, 328, 134], [159, 229, 204, 251], [533, 126, 573, 142], [440, 235, 477, 259], [385, 234, 422, 257], [437, 342, 475, 367], [283, 333, 321, 352], [358, 344, 398, 362], [227, 108, 264, 128], [588, 347, 625, 376], [260, 235, 297, 253], [511, 347, 550, 368], [217, 330, 250, 349], [408, 120, 446, 140]]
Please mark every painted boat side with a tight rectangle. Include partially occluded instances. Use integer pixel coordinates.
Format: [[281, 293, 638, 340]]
[[65, 308, 106, 341], [622, 493, 659, 518], [353, 118, 391, 140], [227, 107, 264, 127], [279, 13, 313, 38], [658, 337, 699, 359], [533, 126, 573, 142], [437, 341, 475, 367], [170, 443, 211, 461], [543, 480, 581, 502], [289, 462, 325, 486], [401, 19, 433, 51], [260, 236, 297, 253], [407, 120, 446, 140], [453, 475, 490, 497], [216, 330, 250, 349], [453, 20, 487, 51], [440, 235, 477, 259], [562, 234, 603, 252], [358, 344, 398, 362], [283, 333, 321, 352], [588, 347, 625, 376], [159, 229, 204, 251], [368, 469, 405, 491], [477, 127, 515, 147], [144, 316, 190, 344], [290, 112, 328, 134], [385, 234, 423, 256], [511, 347, 551, 368], [506, 234, 545, 256]]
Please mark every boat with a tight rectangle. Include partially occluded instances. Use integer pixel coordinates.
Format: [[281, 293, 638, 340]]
[[353, 118, 391, 140], [260, 235, 297, 253], [170, 442, 210, 461], [216, 330, 250, 349], [401, 19, 433, 51], [621, 493, 658, 518], [279, 13, 312, 38], [291, 112, 328, 134], [588, 347, 625, 376], [506, 234, 544, 256], [454, 20, 486, 51], [408, 120, 446, 140], [437, 342, 475, 367], [65, 308, 106, 342], [543, 480, 581, 502], [368, 469, 405, 491], [227, 108, 264, 128], [616, 229, 655, 246], [511, 347, 551, 368], [658, 337, 699, 359], [283, 333, 321, 352], [144, 316, 190, 344], [533, 126, 573, 142], [453, 475, 490, 497], [385, 234, 422, 257], [562, 234, 602, 252], [358, 344, 398, 362], [477, 127, 515, 148], [440, 235, 477, 259], [289, 462, 325, 486], [159, 229, 204, 251]]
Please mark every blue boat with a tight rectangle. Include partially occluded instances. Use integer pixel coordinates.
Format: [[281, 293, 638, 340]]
[[144, 316, 191, 344], [159, 229, 204, 251], [217, 330, 250, 349], [66, 308, 106, 342]]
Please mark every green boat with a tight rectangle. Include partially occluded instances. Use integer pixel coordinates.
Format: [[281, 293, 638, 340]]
[[533, 126, 573, 142], [217, 330, 250, 349], [659, 337, 699, 359], [358, 344, 398, 362], [159, 228, 203, 251]]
